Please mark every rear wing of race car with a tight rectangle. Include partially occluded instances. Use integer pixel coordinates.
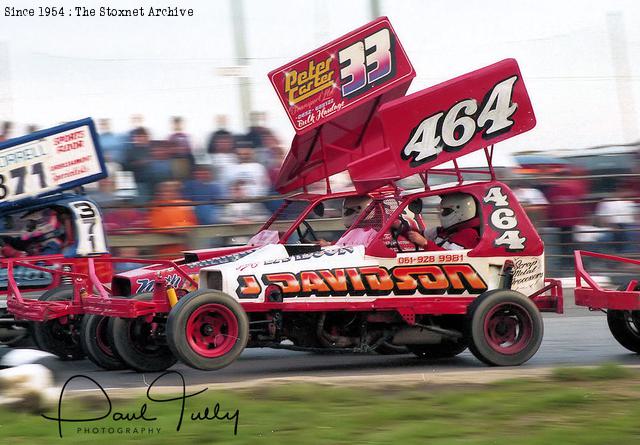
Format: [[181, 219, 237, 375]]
[[270, 18, 536, 195], [0, 118, 107, 212], [269, 17, 415, 194], [348, 58, 536, 193]]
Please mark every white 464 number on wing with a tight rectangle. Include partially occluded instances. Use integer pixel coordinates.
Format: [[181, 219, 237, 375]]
[[483, 186, 525, 251], [402, 76, 518, 166]]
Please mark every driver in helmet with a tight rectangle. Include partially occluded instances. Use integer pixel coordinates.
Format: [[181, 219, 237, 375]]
[[0, 215, 22, 257], [1, 209, 66, 256], [342, 196, 372, 229], [309, 196, 372, 246], [400, 193, 480, 251]]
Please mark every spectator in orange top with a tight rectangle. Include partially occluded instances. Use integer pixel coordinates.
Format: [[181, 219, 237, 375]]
[[149, 181, 197, 229], [148, 181, 197, 256]]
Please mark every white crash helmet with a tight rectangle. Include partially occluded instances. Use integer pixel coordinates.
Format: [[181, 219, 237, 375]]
[[439, 193, 476, 229], [342, 196, 372, 228]]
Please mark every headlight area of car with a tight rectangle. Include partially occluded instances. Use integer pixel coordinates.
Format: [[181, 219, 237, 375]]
[[202, 270, 223, 290]]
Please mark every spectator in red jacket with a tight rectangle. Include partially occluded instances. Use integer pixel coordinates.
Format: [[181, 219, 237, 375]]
[[543, 174, 589, 262]]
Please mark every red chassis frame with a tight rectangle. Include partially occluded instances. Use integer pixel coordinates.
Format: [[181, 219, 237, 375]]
[[7, 255, 562, 324], [0, 253, 112, 297], [574, 250, 640, 310], [5, 257, 193, 321]]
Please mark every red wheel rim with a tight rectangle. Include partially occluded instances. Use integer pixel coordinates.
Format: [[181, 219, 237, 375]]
[[483, 303, 533, 355], [185, 304, 238, 358], [95, 317, 114, 357]]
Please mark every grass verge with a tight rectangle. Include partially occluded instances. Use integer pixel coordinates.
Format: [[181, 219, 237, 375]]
[[0, 364, 639, 444]]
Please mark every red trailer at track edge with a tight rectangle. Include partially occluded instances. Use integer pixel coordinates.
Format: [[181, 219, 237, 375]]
[[574, 250, 640, 353]]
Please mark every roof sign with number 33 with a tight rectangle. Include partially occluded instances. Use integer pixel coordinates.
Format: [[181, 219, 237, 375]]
[[0, 118, 107, 211], [269, 16, 415, 134]]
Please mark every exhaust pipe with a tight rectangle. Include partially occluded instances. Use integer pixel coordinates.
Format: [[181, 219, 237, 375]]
[[391, 326, 443, 345]]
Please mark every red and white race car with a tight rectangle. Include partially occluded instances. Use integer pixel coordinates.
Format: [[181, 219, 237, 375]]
[[156, 18, 562, 371], [0, 119, 112, 348]]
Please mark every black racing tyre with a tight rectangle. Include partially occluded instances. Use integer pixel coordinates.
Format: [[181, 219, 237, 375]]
[[32, 285, 85, 360], [107, 293, 177, 373], [80, 314, 127, 370], [607, 310, 640, 354], [467, 289, 543, 366], [606, 283, 640, 354], [167, 290, 248, 371], [407, 339, 468, 359], [375, 342, 409, 355]]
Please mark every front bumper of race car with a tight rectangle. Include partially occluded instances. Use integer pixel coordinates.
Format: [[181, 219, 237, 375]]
[[530, 278, 564, 314]]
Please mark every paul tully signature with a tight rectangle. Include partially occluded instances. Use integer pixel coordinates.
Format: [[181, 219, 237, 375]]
[[42, 371, 239, 438]]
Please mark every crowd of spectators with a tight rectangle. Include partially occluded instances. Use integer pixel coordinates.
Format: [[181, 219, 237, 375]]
[[86, 112, 285, 230], [512, 166, 640, 275]]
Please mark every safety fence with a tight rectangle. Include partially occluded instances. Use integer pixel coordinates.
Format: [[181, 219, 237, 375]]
[[104, 202, 640, 282]]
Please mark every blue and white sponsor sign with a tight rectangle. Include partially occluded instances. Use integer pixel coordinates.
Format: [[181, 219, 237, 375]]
[[0, 118, 107, 211]]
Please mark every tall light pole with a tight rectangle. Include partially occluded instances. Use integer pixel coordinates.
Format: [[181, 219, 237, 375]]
[[230, 0, 252, 131], [607, 12, 638, 142], [370, 0, 381, 19]]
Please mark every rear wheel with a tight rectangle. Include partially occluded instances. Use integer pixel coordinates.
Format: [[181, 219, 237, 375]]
[[467, 289, 543, 366], [606, 283, 640, 354], [80, 314, 127, 370], [408, 340, 468, 359], [108, 293, 176, 373], [32, 286, 84, 360], [607, 310, 640, 353], [167, 290, 248, 371]]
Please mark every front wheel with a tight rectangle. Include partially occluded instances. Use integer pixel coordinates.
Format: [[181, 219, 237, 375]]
[[107, 293, 177, 373], [467, 289, 543, 366], [167, 290, 248, 371], [607, 310, 640, 353], [32, 286, 84, 360]]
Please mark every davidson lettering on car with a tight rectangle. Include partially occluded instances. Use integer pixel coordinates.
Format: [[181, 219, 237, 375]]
[[236, 275, 262, 298], [236, 264, 487, 299]]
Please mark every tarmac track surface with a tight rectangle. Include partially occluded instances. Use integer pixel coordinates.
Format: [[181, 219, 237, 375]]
[[39, 306, 640, 391]]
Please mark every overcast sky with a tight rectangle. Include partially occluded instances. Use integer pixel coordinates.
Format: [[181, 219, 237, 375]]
[[0, 0, 639, 159]]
